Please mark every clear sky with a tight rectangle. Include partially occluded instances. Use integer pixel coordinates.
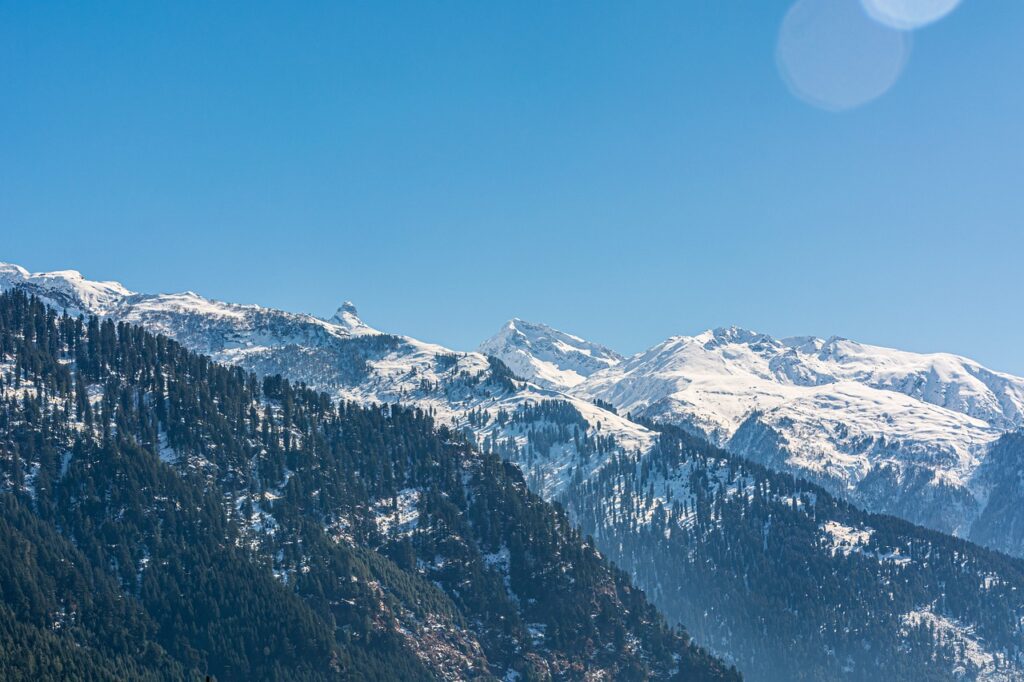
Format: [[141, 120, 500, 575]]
[[2, 1, 1023, 373]]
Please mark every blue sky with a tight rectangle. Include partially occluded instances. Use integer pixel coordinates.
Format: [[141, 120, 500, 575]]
[[2, 1, 1023, 373]]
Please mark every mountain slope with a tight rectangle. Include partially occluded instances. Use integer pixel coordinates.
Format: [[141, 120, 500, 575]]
[[0, 290, 738, 681], [567, 423, 1024, 682]]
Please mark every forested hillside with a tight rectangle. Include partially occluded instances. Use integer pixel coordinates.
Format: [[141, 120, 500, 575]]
[[0, 290, 738, 681], [565, 422, 1024, 681]]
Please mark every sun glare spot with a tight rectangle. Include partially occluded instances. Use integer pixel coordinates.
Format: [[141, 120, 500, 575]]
[[777, 0, 911, 112], [862, 0, 963, 30]]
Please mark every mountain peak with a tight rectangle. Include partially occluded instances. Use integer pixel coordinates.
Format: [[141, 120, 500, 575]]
[[499, 317, 601, 345], [329, 300, 376, 335], [479, 318, 622, 391], [709, 325, 770, 344], [0, 262, 31, 280]]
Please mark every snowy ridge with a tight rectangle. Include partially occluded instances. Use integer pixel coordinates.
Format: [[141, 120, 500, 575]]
[[0, 263, 132, 315], [576, 326, 1023, 443], [0, 263, 653, 499], [774, 334, 1024, 429]]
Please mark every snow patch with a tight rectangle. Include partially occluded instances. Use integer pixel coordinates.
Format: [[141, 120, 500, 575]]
[[901, 606, 1024, 681], [821, 521, 873, 555], [373, 488, 421, 538]]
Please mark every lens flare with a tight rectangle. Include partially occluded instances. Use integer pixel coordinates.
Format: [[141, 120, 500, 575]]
[[777, 0, 910, 112], [862, 0, 962, 30]]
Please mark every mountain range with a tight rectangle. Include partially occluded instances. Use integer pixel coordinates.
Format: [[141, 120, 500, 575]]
[[483, 317, 1024, 555], [3, 261, 1024, 681]]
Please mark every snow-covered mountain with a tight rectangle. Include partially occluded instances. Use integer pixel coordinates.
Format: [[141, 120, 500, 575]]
[[478, 318, 622, 391], [485, 320, 1024, 553], [577, 325, 1024, 438], [0, 263, 652, 500], [7, 261, 1024, 680], [7, 260, 1024, 557]]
